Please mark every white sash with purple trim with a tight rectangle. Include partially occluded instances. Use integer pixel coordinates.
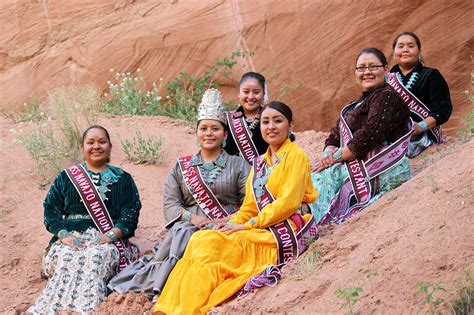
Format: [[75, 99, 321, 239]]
[[387, 73, 443, 143], [65, 164, 132, 271], [226, 111, 259, 164], [178, 156, 230, 220], [251, 156, 319, 264], [319, 101, 414, 224]]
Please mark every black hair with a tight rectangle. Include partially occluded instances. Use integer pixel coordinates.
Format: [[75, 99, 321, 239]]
[[81, 125, 112, 163], [261, 101, 296, 142], [392, 32, 422, 50], [239, 72, 266, 90], [81, 125, 111, 145], [356, 47, 388, 66]]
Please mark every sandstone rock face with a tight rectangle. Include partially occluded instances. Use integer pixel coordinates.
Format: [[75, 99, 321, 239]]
[[0, 0, 471, 132]]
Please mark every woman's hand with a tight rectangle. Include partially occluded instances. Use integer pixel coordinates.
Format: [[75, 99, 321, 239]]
[[413, 123, 423, 136], [190, 214, 210, 228], [313, 146, 338, 172], [198, 217, 230, 229], [93, 233, 114, 245], [215, 223, 245, 234], [61, 235, 84, 248]]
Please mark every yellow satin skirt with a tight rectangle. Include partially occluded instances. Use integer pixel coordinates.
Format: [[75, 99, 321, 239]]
[[153, 228, 278, 314]]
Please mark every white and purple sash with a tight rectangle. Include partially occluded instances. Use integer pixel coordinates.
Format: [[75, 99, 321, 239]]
[[65, 164, 132, 271], [251, 156, 319, 264], [387, 73, 443, 143], [178, 156, 230, 220], [226, 111, 259, 164], [320, 101, 414, 224]]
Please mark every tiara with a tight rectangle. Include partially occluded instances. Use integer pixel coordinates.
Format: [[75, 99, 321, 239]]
[[197, 88, 226, 124]]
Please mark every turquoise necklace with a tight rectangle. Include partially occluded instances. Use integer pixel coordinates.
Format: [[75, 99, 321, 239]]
[[254, 152, 286, 200], [197, 154, 225, 186]]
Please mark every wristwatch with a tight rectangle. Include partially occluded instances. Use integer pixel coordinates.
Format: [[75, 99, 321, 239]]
[[105, 230, 118, 242]]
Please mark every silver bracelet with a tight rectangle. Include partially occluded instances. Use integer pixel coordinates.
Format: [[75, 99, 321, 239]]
[[332, 148, 343, 162], [418, 121, 429, 132], [182, 211, 191, 222], [105, 230, 118, 242]]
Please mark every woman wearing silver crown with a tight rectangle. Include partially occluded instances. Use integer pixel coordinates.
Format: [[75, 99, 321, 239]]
[[108, 89, 249, 298]]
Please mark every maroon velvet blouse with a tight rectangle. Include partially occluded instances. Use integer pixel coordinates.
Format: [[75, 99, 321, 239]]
[[325, 84, 410, 159]]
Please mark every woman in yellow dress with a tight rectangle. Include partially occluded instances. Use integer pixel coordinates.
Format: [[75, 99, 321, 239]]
[[153, 101, 318, 314]]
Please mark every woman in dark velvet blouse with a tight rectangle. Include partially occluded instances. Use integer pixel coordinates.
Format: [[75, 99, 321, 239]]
[[309, 48, 412, 225], [29, 125, 141, 314], [390, 31, 452, 157]]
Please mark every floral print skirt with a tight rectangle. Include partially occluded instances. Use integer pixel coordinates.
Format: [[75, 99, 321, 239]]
[[310, 156, 412, 224], [28, 228, 119, 314]]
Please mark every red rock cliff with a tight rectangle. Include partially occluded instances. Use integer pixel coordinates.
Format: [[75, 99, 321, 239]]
[[0, 0, 472, 132]]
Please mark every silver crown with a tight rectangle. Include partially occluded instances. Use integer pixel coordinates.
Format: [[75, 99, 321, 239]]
[[197, 88, 226, 124]]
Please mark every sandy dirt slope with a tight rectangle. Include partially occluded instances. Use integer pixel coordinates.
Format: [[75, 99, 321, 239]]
[[0, 113, 472, 314]]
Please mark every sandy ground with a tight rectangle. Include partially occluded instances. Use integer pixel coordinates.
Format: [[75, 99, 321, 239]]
[[0, 114, 472, 314]]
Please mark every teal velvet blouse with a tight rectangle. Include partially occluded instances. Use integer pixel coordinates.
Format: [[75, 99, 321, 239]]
[[44, 164, 141, 244]]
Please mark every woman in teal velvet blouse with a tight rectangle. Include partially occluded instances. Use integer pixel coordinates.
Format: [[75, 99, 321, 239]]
[[29, 125, 141, 314]]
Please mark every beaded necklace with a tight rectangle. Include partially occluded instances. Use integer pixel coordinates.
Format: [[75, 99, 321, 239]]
[[192, 154, 226, 186], [254, 152, 286, 200], [245, 117, 260, 131]]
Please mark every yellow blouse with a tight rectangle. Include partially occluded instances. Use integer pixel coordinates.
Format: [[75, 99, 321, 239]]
[[232, 139, 318, 230]]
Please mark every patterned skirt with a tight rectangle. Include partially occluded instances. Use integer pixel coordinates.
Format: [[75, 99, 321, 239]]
[[28, 228, 119, 314], [310, 156, 412, 224]]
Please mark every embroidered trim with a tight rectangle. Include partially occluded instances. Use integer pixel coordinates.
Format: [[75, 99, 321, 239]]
[[397, 71, 419, 90]]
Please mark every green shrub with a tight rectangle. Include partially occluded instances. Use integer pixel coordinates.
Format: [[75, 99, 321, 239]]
[[414, 281, 446, 313], [15, 84, 100, 182], [102, 50, 252, 125], [121, 130, 164, 165], [102, 68, 164, 116]]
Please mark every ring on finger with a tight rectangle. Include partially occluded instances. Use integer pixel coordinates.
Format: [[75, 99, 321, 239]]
[[72, 238, 82, 247]]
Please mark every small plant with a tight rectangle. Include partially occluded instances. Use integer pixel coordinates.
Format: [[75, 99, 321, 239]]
[[103, 51, 252, 125], [449, 264, 474, 315], [19, 96, 43, 122], [15, 84, 100, 183], [294, 245, 325, 277], [121, 130, 164, 165], [414, 281, 446, 313], [362, 267, 377, 293], [102, 68, 164, 116], [335, 286, 363, 315], [458, 69, 474, 142], [165, 50, 252, 125]]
